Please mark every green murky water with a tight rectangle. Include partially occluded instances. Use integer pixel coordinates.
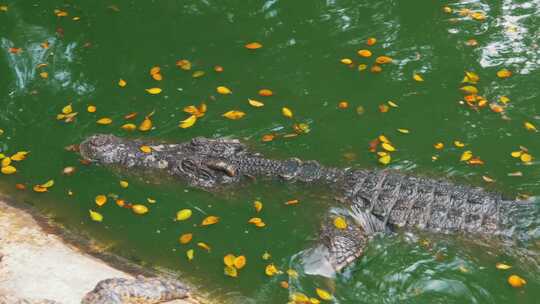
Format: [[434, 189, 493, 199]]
[[1, 0, 540, 303]]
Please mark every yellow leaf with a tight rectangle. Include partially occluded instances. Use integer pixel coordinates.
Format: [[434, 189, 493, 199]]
[[149, 66, 160, 75], [248, 99, 265, 107], [375, 56, 393, 64], [224, 266, 238, 277], [248, 217, 262, 224], [234, 255, 246, 269], [282, 107, 293, 118], [496, 262, 512, 270], [121, 123, 137, 131], [33, 185, 48, 193], [223, 254, 236, 267], [186, 249, 194, 261], [358, 64, 367, 71], [95, 195, 107, 206], [176, 209, 192, 221], [497, 69, 512, 79], [179, 233, 192, 244], [132, 204, 149, 215], [253, 200, 263, 212], [222, 110, 246, 120], [520, 153, 532, 163], [1, 157, 11, 167], [245, 42, 263, 49], [464, 71, 480, 83], [381, 142, 396, 152], [197, 242, 211, 252], [524, 121, 537, 132], [258, 89, 273, 96], [357, 49, 372, 57], [378, 154, 391, 165], [96, 117, 112, 125], [216, 86, 232, 95], [340, 58, 352, 65], [291, 293, 309, 302], [507, 275, 526, 288], [434, 142, 444, 150], [460, 150, 473, 161], [470, 11, 486, 21], [286, 269, 298, 278], [499, 96, 510, 104], [511, 151, 522, 158], [367, 37, 377, 46], [387, 100, 398, 108], [333, 217, 347, 229], [201, 215, 219, 226], [87, 105, 97, 113], [315, 288, 333, 301], [179, 115, 197, 129], [262, 252, 271, 260], [176, 59, 192, 70], [482, 176, 495, 183], [62, 104, 73, 114], [192, 70, 205, 78], [119, 180, 129, 188], [413, 73, 424, 82], [1, 166, 16, 175], [460, 85, 478, 95], [140, 145, 152, 153], [40, 179, 54, 188], [89, 210, 103, 222], [454, 141, 465, 148], [146, 87, 162, 95], [397, 128, 410, 134], [265, 264, 279, 276], [118, 79, 127, 87], [138, 117, 152, 131], [147, 197, 156, 204]]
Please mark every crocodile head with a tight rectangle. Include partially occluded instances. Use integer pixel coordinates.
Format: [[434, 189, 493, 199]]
[[80, 134, 247, 189]]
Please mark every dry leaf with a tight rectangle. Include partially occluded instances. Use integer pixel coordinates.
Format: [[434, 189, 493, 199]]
[[179, 115, 197, 129], [222, 110, 246, 120], [201, 216, 219, 226], [176, 209, 192, 221]]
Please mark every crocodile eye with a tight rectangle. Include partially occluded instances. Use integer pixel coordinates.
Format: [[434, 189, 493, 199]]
[[181, 159, 197, 174], [198, 168, 215, 181]]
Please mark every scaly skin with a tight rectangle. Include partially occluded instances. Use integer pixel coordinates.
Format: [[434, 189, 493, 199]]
[[80, 134, 516, 275], [81, 276, 190, 304]]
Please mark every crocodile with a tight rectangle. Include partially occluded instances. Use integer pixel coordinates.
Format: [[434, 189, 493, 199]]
[[79, 134, 524, 278]]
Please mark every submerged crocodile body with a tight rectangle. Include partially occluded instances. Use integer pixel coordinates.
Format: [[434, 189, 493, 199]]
[[80, 134, 519, 278]]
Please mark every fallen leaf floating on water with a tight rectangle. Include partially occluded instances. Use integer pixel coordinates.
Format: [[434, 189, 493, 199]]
[[338, 101, 349, 109], [253, 200, 263, 212], [0, 5, 8, 12], [245, 42, 263, 49], [192, 70, 205, 78], [507, 275, 526, 288], [262, 252, 271, 260], [176, 209, 192, 221], [1, 166, 16, 175], [10, 151, 29, 161], [258, 89, 273, 96], [222, 110, 246, 120], [280, 281, 289, 289], [224, 266, 238, 278], [87, 105, 96, 113], [375, 56, 393, 64], [118, 79, 127, 87], [197, 242, 211, 252], [183, 103, 207, 118], [282, 107, 293, 118], [470, 11, 486, 21], [121, 123, 136, 131], [454, 141, 465, 148], [315, 288, 333, 301], [248, 99, 264, 107], [387, 100, 398, 108], [265, 264, 280, 276], [520, 153, 533, 164], [413, 73, 424, 82], [95, 195, 107, 207], [62, 104, 72, 114], [39, 72, 48, 79], [357, 49, 372, 57], [340, 58, 353, 65], [178, 233, 192, 244], [224, 254, 235, 267], [381, 142, 396, 152], [524, 121, 537, 132], [176, 59, 191, 70], [499, 96, 510, 104], [186, 249, 194, 261], [96, 117, 112, 125], [460, 150, 473, 161], [138, 116, 153, 132], [214, 65, 224, 73], [248, 217, 266, 227], [496, 262, 512, 270], [201, 216, 219, 226], [132, 204, 149, 215], [145, 88, 162, 95], [261, 134, 275, 142], [366, 37, 377, 46], [497, 69, 512, 79], [140, 145, 152, 153], [179, 115, 197, 129], [463, 71, 480, 84], [378, 154, 391, 165], [397, 129, 410, 134], [460, 85, 478, 95], [333, 217, 347, 229], [371, 65, 382, 73], [234, 255, 246, 269], [482, 176, 495, 183], [290, 293, 309, 303], [89, 210, 103, 222], [119, 180, 129, 188], [54, 9, 68, 17], [216, 86, 232, 95], [284, 199, 299, 205], [379, 104, 389, 113]]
